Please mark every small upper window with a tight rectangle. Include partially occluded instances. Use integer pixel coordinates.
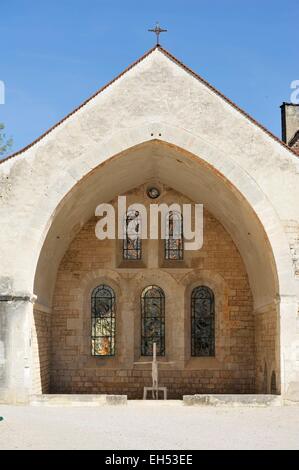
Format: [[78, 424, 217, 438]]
[[123, 210, 142, 260], [165, 210, 184, 260]]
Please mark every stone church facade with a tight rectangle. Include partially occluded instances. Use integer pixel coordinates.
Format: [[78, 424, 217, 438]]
[[1, 46, 299, 402]]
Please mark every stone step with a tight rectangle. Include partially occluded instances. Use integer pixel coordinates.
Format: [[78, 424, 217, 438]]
[[29, 394, 286, 407], [130, 399, 182, 406], [183, 394, 282, 406], [30, 394, 127, 406]]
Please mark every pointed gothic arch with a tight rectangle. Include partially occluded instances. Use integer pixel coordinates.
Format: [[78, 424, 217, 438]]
[[28, 138, 294, 394]]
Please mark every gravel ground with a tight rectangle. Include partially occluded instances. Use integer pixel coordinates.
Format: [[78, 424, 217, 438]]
[[0, 401, 299, 450]]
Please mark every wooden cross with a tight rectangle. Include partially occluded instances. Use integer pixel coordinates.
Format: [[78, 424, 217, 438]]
[[140, 342, 168, 400]]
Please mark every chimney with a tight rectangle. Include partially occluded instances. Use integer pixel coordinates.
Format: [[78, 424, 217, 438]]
[[281, 102, 299, 145]]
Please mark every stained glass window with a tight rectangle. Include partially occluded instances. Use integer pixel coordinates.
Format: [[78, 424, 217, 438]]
[[91, 285, 115, 356], [141, 285, 165, 356], [191, 286, 215, 357], [165, 210, 184, 260], [123, 210, 142, 260]]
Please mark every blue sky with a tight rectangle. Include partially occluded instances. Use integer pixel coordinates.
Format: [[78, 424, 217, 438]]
[[0, 0, 298, 154]]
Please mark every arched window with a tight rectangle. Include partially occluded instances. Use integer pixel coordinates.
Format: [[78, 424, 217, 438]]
[[141, 285, 165, 356], [123, 210, 142, 260], [91, 285, 115, 356], [191, 286, 215, 357], [165, 210, 184, 260]]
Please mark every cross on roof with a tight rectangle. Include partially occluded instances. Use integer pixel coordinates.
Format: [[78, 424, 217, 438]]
[[148, 22, 167, 45]]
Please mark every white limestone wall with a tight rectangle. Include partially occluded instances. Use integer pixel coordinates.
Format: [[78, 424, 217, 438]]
[[0, 48, 298, 400]]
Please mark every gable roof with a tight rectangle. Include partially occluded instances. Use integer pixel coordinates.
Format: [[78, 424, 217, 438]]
[[1, 45, 297, 164]]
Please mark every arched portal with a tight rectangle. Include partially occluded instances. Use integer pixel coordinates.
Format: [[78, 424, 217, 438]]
[[31, 139, 295, 397]]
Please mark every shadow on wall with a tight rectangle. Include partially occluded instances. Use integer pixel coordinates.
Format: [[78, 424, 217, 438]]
[[263, 362, 278, 394], [32, 309, 51, 394], [0, 305, 7, 392], [263, 362, 268, 393], [271, 371, 277, 395]]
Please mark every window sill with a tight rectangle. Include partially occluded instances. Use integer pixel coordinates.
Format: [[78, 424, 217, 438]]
[[133, 358, 172, 366], [117, 260, 147, 269], [185, 357, 222, 370]]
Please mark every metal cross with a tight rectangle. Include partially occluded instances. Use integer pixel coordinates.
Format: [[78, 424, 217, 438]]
[[148, 22, 167, 45]]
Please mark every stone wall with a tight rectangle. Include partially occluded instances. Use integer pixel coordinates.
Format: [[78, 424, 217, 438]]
[[49, 185, 257, 398], [255, 304, 278, 393], [0, 299, 32, 403], [284, 220, 299, 278], [50, 369, 253, 399], [0, 302, 8, 398], [32, 309, 51, 394]]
